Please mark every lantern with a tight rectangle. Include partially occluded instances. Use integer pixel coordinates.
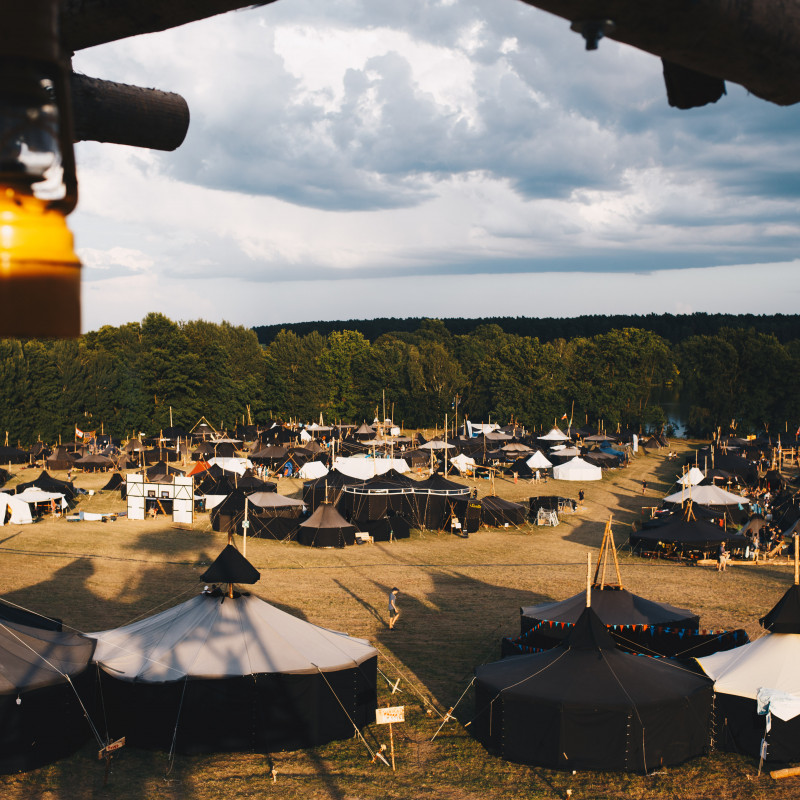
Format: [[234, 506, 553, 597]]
[[0, 0, 80, 338]]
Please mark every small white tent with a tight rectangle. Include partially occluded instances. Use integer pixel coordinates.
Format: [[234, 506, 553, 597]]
[[539, 427, 570, 442], [552, 457, 602, 482], [526, 451, 553, 469], [677, 467, 706, 487], [0, 493, 33, 525]]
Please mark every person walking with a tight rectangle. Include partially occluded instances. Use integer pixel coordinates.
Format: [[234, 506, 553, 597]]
[[388, 587, 400, 629], [641, 480, 647, 495]]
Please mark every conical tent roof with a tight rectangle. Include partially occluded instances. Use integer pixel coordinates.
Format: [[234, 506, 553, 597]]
[[663, 484, 746, 506], [297, 503, 356, 547], [759, 585, 800, 634], [522, 586, 699, 629], [538, 426, 570, 441], [91, 592, 375, 681], [199, 545, 260, 585], [678, 467, 706, 486], [526, 451, 553, 469]]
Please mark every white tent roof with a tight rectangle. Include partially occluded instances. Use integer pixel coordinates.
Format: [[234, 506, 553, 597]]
[[15, 487, 68, 508], [332, 456, 409, 480], [663, 484, 746, 506], [298, 461, 328, 480], [91, 592, 377, 682], [449, 454, 476, 473], [677, 467, 706, 487], [697, 633, 800, 720], [552, 456, 602, 481], [526, 451, 553, 469], [539, 426, 570, 441], [207, 457, 253, 476], [247, 492, 304, 509], [418, 440, 455, 450], [0, 493, 33, 525]]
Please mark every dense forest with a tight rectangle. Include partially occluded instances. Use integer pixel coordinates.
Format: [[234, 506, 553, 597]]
[[0, 313, 798, 444], [254, 313, 800, 346]]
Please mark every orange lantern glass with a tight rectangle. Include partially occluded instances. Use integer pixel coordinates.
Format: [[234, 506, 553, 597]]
[[0, 0, 80, 338]]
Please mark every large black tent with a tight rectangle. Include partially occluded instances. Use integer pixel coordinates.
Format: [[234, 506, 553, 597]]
[[302, 469, 363, 513], [297, 503, 356, 548], [630, 514, 748, 559], [245, 492, 305, 541], [480, 496, 527, 527], [340, 471, 418, 523], [413, 474, 471, 530], [13, 471, 76, 504], [0, 622, 96, 773], [473, 606, 713, 772], [91, 547, 377, 754]]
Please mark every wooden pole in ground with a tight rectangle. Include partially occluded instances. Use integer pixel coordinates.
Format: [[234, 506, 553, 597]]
[[586, 552, 592, 607]]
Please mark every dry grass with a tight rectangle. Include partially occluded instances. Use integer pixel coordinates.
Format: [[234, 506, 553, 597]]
[[0, 442, 797, 799]]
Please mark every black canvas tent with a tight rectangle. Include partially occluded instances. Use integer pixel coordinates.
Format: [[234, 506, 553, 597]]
[[473, 606, 713, 772], [297, 503, 356, 548], [0, 622, 95, 773], [91, 547, 377, 755], [302, 469, 363, 513], [480, 496, 527, 527]]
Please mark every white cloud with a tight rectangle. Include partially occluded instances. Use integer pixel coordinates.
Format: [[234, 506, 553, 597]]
[[67, 0, 800, 332]]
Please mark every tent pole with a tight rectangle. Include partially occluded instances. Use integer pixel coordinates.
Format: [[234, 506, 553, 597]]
[[586, 552, 591, 607]]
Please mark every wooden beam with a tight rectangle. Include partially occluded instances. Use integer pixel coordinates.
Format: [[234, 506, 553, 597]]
[[60, 0, 280, 53], [70, 73, 190, 150], [517, 0, 800, 106]]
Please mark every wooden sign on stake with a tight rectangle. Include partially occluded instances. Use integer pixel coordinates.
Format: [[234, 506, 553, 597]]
[[375, 705, 404, 770]]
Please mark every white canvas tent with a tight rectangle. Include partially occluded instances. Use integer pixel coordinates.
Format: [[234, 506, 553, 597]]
[[298, 460, 328, 480], [677, 467, 706, 487], [552, 457, 602, 481], [526, 451, 553, 469], [449, 453, 477, 474], [0, 493, 33, 524], [539, 426, 570, 442]]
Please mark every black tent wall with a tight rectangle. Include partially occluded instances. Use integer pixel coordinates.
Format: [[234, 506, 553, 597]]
[[97, 657, 377, 755]]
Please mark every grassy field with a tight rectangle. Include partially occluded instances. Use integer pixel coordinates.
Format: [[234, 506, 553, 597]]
[[0, 441, 797, 799]]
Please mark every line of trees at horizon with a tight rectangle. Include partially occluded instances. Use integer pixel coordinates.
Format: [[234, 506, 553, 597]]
[[0, 314, 798, 446]]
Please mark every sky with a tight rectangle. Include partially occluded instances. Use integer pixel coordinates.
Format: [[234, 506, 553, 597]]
[[70, 0, 800, 333]]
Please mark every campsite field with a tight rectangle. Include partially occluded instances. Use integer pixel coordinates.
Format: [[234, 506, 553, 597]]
[[0, 441, 796, 800]]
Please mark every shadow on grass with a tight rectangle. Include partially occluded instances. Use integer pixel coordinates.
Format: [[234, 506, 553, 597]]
[[361, 570, 555, 715]]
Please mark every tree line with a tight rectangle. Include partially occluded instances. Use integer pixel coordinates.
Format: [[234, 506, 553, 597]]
[[0, 314, 797, 445], [254, 313, 800, 346]]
